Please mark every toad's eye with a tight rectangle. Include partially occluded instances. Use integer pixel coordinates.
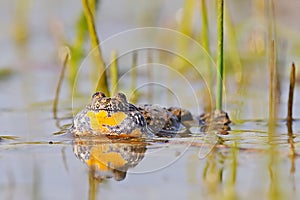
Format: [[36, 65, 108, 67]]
[[92, 92, 106, 99]]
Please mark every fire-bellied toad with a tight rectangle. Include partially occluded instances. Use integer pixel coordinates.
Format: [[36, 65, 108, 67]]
[[69, 92, 231, 137], [70, 92, 147, 137]]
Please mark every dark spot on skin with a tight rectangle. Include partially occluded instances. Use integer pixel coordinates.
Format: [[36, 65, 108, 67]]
[[49, 141, 53, 144]]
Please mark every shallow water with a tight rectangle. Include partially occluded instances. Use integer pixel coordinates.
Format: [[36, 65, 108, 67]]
[[1, 69, 300, 200]]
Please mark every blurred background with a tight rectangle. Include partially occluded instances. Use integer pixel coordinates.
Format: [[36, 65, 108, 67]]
[[1, 1, 300, 199]]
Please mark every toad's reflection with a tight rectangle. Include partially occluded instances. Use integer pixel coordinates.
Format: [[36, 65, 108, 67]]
[[73, 137, 147, 181]]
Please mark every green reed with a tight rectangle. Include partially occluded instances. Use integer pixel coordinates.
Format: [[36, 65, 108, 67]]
[[216, 0, 224, 111], [68, 13, 87, 88], [267, 28, 277, 133], [82, 0, 109, 95], [13, 0, 29, 48], [267, 0, 281, 198], [200, 0, 213, 112], [268, 40, 278, 196], [225, 5, 242, 83], [180, 0, 194, 37], [68, 0, 99, 89], [146, 51, 154, 102], [176, 0, 195, 71], [130, 51, 138, 103], [110, 50, 119, 96]]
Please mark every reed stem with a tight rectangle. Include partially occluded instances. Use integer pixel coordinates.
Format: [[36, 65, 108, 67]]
[[287, 63, 296, 123], [200, 0, 209, 53], [69, 0, 99, 88], [130, 51, 138, 103], [268, 40, 277, 134], [147, 51, 153, 102], [180, 0, 195, 36], [68, 13, 87, 88], [82, 0, 109, 95], [200, 0, 213, 112], [131, 51, 137, 92], [110, 50, 119, 96], [216, 0, 224, 111], [287, 63, 296, 164]]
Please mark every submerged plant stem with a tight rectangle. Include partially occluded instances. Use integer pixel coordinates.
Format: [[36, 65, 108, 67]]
[[216, 0, 224, 111], [82, 0, 109, 95]]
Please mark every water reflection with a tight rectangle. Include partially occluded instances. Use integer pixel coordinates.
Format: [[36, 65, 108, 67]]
[[202, 148, 226, 194], [200, 144, 239, 199], [287, 119, 296, 174], [73, 137, 147, 181]]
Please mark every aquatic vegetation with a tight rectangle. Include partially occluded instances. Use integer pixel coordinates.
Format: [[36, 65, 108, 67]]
[[216, 0, 224, 111], [109, 50, 119, 96], [130, 51, 138, 103], [287, 63, 296, 123], [82, 0, 110, 95], [200, 0, 213, 112]]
